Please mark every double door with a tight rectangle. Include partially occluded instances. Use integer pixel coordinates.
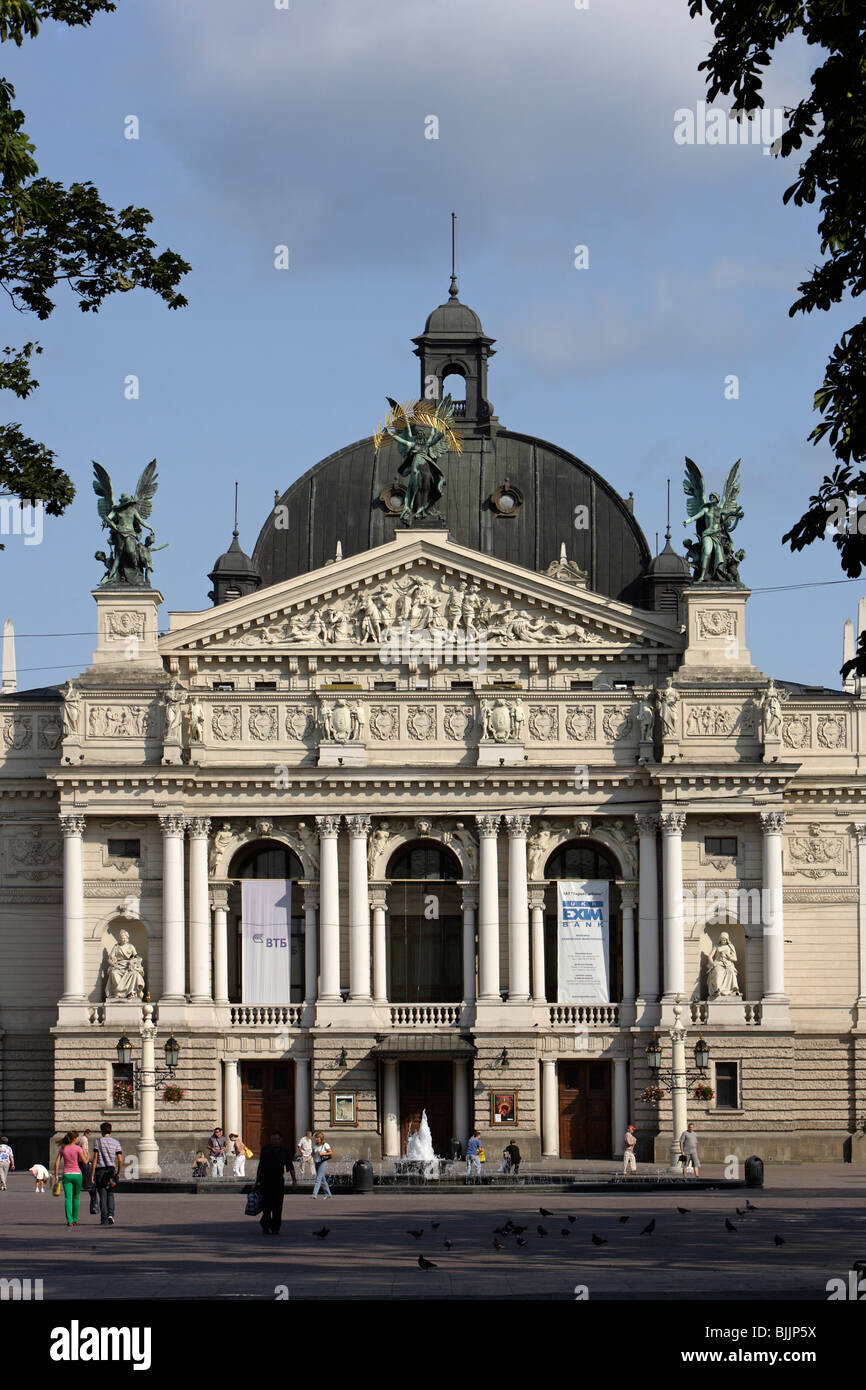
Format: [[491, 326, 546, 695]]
[[558, 1060, 611, 1158], [241, 1061, 294, 1155]]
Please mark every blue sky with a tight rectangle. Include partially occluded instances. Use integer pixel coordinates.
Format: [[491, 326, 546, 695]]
[[1, 0, 861, 689]]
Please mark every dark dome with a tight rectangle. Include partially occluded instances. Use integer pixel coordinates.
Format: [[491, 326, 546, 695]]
[[424, 296, 485, 336], [208, 530, 261, 605], [649, 534, 690, 576], [253, 429, 654, 607], [211, 533, 258, 576]]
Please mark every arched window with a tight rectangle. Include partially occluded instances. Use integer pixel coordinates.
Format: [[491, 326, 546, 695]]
[[229, 840, 305, 1003], [387, 840, 462, 1002], [544, 840, 623, 1004], [441, 364, 467, 406]]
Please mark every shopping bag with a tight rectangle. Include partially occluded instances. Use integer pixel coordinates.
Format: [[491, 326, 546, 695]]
[[245, 1189, 262, 1216], [53, 1179, 62, 1196], [244, 1146, 253, 1159], [478, 1147, 486, 1163]]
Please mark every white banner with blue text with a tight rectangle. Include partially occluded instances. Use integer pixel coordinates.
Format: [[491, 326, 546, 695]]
[[557, 879, 610, 1003], [241, 880, 292, 1004]]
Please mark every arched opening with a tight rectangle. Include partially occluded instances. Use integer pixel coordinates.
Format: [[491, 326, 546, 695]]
[[543, 840, 622, 1004], [229, 840, 305, 1003], [387, 840, 462, 1002], [441, 363, 467, 409]]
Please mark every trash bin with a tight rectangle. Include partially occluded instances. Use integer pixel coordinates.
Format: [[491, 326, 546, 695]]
[[744, 1155, 764, 1188], [352, 1159, 374, 1193], [450, 1137, 463, 1161]]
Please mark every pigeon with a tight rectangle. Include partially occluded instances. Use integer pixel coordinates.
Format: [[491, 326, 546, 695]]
[[493, 1226, 509, 1236], [746, 1201, 758, 1212], [407, 1229, 424, 1240], [443, 1240, 453, 1249], [539, 1207, 554, 1216], [567, 1214, 577, 1224], [516, 1238, 528, 1247], [725, 1219, 737, 1232], [676, 1207, 690, 1215], [313, 1227, 330, 1239], [560, 1229, 572, 1238], [774, 1234, 785, 1247], [618, 1215, 630, 1224], [591, 1234, 607, 1246], [640, 1219, 656, 1235], [418, 1254, 437, 1270], [736, 1207, 747, 1217], [431, 1221, 440, 1230], [537, 1224, 548, 1237], [511, 1224, 527, 1234], [493, 1238, 505, 1250]]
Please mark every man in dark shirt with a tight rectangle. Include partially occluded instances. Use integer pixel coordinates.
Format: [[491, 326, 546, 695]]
[[504, 1140, 521, 1175], [255, 1130, 297, 1235]]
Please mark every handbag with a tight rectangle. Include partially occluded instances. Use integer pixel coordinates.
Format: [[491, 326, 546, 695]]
[[244, 1189, 262, 1216], [478, 1147, 486, 1163], [53, 1179, 62, 1196], [244, 1146, 253, 1159]]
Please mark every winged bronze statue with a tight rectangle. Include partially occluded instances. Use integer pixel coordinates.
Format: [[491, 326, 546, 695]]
[[683, 457, 745, 584], [374, 395, 462, 523], [92, 459, 165, 586]]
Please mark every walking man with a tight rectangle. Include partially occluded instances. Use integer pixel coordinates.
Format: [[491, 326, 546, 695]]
[[622, 1124, 637, 1175], [466, 1131, 482, 1179], [91, 1121, 123, 1226], [208, 1126, 228, 1178], [679, 1122, 700, 1177], [255, 1130, 297, 1235]]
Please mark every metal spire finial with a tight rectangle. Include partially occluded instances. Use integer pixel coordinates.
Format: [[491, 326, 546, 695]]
[[233, 481, 239, 540], [449, 212, 458, 299]]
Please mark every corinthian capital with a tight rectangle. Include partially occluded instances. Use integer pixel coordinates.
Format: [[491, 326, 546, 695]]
[[659, 811, 686, 836], [760, 810, 787, 834], [315, 814, 342, 838], [345, 815, 372, 838], [186, 816, 212, 838], [59, 813, 86, 838], [634, 813, 660, 836], [853, 822, 866, 846], [475, 814, 502, 838], [504, 814, 532, 837], [159, 812, 187, 837]]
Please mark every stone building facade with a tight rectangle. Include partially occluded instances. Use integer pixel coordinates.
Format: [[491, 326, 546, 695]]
[[1, 285, 864, 1168]]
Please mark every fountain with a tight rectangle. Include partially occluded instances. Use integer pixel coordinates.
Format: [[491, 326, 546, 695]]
[[405, 1110, 439, 1180]]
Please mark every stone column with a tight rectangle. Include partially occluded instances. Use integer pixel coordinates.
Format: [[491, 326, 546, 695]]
[[316, 816, 342, 1002], [211, 890, 229, 1005], [294, 1057, 311, 1138], [619, 883, 637, 1025], [159, 813, 187, 1001], [475, 815, 501, 1000], [660, 811, 686, 1003], [855, 824, 866, 1026], [529, 888, 547, 1004], [187, 817, 212, 1003], [635, 814, 660, 1012], [303, 887, 318, 1006], [505, 814, 532, 1003], [60, 814, 86, 1001], [453, 1059, 471, 1150], [223, 1057, 240, 1138], [461, 891, 477, 1005], [346, 815, 372, 1002], [760, 810, 789, 1020], [370, 890, 388, 1004], [541, 1058, 559, 1157], [613, 1055, 629, 1157], [383, 1059, 399, 1158]]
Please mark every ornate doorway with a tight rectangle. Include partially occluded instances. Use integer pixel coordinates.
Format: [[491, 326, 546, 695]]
[[558, 1060, 612, 1159], [241, 1060, 294, 1155], [398, 1060, 453, 1157]]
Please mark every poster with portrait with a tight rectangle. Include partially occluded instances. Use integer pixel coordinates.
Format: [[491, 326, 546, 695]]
[[491, 1091, 518, 1124]]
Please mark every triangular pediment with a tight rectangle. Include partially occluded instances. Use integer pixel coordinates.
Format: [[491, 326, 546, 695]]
[[162, 529, 682, 658]]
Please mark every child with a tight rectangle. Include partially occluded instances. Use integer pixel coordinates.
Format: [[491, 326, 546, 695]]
[[29, 1162, 50, 1193], [192, 1151, 208, 1178]]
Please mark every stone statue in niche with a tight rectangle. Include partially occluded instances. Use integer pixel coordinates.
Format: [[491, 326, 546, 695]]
[[761, 679, 783, 740], [707, 931, 740, 999], [187, 697, 205, 744], [105, 928, 146, 1000], [637, 693, 654, 742], [655, 677, 678, 739]]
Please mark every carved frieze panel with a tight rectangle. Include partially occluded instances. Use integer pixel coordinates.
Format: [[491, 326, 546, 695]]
[[697, 609, 736, 638], [86, 705, 157, 738], [565, 706, 596, 741], [782, 714, 812, 749], [406, 705, 436, 740], [248, 706, 278, 741], [684, 705, 752, 737], [285, 706, 316, 741], [817, 715, 846, 749], [106, 611, 146, 641], [2, 714, 32, 750], [3, 823, 61, 880], [602, 707, 632, 741], [369, 705, 399, 741], [528, 705, 558, 740], [38, 715, 62, 751], [442, 705, 474, 741], [212, 705, 242, 741], [784, 823, 847, 879]]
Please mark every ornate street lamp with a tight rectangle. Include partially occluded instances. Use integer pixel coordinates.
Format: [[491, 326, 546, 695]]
[[115, 1033, 132, 1067], [113, 1001, 182, 1177], [693, 1035, 710, 1075], [645, 998, 711, 1172], [645, 1034, 662, 1073]]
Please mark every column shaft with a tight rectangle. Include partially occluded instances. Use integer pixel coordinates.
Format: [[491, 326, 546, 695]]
[[212, 901, 229, 1004], [505, 816, 531, 1002], [160, 814, 187, 1001], [761, 811, 787, 998], [371, 897, 387, 1004], [303, 890, 319, 1005], [476, 816, 501, 1000], [461, 895, 477, 1004], [620, 887, 636, 1003], [346, 816, 372, 1001], [188, 819, 212, 1002], [223, 1058, 240, 1138], [453, 1060, 470, 1150], [530, 898, 546, 1003], [635, 815, 659, 1003], [294, 1058, 311, 1138], [316, 817, 342, 1002], [60, 815, 86, 1000], [660, 812, 686, 999], [541, 1058, 559, 1157]]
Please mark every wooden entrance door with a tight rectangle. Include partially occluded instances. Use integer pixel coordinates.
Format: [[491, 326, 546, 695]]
[[398, 1060, 453, 1157], [558, 1060, 611, 1158], [241, 1061, 294, 1156]]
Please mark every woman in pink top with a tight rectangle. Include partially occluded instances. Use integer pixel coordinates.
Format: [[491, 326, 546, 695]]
[[53, 1131, 86, 1226]]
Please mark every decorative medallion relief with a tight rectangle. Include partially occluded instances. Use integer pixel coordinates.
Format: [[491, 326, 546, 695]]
[[2, 714, 32, 750], [782, 714, 812, 749], [565, 706, 596, 741], [105, 611, 146, 641], [784, 823, 847, 878], [38, 715, 62, 751], [285, 706, 316, 741], [528, 705, 558, 740], [602, 707, 632, 741], [369, 705, 399, 741], [442, 705, 474, 741], [817, 715, 846, 749], [406, 705, 436, 740], [3, 824, 61, 880], [212, 705, 241, 741], [248, 706, 278, 741], [697, 609, 736, 638]]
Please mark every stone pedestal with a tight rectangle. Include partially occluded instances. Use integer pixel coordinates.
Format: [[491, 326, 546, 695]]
[[638, 738, 654, 763], [477, 741, 525, 767], [83, 587, 166, 680], [706, 996, 746, 1027], [762, 735, 782, 764], [318, 742, 366, 767], [679, 586, 763, 679]]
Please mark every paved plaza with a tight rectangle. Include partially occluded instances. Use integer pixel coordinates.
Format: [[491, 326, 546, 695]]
[[2, 1164, 865, 1301]]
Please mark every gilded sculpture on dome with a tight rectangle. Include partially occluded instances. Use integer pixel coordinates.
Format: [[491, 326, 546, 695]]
[[374, 396, 462, 523], [683, 457, 745, 585]]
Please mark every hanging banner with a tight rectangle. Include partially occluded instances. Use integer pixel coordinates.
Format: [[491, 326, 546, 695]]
[[241, 880, 292, 1004], [557, 880, 610, 1003]]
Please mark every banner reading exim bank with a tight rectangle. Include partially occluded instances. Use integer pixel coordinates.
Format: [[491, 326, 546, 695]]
[[557, 880, 610, 1004]]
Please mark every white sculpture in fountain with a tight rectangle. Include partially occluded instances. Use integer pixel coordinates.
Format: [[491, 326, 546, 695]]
[[406, 1110, 438, 1179]]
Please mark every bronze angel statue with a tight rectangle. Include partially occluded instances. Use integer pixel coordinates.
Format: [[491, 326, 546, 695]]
[[374, 395, 462, 523], [683, 457, 745, 584], [92, 460, 164, 586]]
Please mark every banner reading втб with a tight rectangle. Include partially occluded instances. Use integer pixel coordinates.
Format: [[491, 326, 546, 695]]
[[557, 880, 610, 1003], [241, 880, 291, 1004]]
